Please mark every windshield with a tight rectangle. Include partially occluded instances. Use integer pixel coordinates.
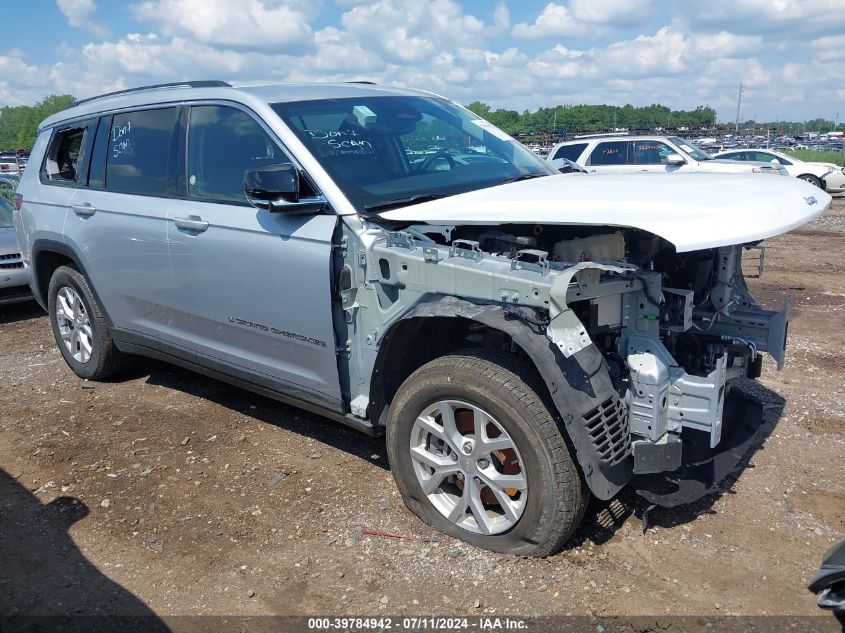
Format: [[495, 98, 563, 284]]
[[271, 96, 555, 211], [0, 198, 14, 227], [669, 136, 713, 161]]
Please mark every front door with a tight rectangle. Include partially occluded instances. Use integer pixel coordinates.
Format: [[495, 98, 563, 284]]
[[165, 104, 341, 409]]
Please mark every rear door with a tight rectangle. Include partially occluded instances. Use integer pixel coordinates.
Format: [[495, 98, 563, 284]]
[[584, 141, 632, 174], [165, 103, 342, 409], [64, 107, 179, 336]]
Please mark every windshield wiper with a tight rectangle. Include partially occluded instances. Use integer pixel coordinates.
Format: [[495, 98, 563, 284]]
[[494, 173, 548, 186], [364, 194, 449, 213]]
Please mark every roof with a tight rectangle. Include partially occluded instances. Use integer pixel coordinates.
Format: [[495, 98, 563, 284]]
[[558, 134, 683, 145], [39, 81, 430, 131]]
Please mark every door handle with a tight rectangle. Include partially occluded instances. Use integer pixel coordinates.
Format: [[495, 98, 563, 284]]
[[173, 215, 209, 233], [72, 204, 96, 217]]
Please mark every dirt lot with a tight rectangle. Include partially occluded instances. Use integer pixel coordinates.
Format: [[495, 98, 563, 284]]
[[1, 198, 843, 626]]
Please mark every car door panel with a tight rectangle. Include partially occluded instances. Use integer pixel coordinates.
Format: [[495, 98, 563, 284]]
[[166, 204, 340, 405], [165, 104, 342, 408], [64, 108, 178, 335]]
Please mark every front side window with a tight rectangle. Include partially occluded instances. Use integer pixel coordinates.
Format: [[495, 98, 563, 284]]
[[588, 141, 629, 166], [553, 143, 587, 162], [271, 96, 554, 210], [106, 108, 178, 196], [631, 141, 675, 165], [719, 152, 744, 161], [43, 126, 87, 183], [752, 151, 789, 165], [668, 137, 713, 161], [187, 106, 283, 203]]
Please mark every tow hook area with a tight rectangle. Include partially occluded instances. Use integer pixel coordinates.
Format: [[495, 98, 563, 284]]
[[626, 335, 729, 452]]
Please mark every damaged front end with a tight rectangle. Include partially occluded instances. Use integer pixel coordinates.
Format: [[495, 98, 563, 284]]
[[354, 221, 789, 502]]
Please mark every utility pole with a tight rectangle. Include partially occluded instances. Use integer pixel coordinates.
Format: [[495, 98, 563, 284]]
[[734, 81, 744, 133]]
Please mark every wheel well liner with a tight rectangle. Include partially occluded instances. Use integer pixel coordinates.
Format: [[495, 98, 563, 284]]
[[370, 295, 633, 500]]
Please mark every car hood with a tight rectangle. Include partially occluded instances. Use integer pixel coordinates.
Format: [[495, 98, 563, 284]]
[[378, 172, 831, 253]]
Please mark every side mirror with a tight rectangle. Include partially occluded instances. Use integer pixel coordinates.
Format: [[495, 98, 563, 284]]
[[665, 153, 685, 165], [553, 158, 587, 174], [771, 158, 781, 165], [243, 163, 327, 214]]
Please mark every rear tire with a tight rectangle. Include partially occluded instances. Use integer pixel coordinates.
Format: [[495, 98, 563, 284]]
[[48, 265, 132, 380], [798, 174, 822, 188], [386, 349, 588, 556]]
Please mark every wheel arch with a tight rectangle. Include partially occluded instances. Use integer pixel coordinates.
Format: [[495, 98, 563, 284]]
[[369, 295, 634, 500], [31, 240, 113, 326]]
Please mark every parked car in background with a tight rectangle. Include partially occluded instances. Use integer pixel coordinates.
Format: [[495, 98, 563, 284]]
[[0, 197, 31, 304], [714, 148, 845, 193], [0, 158, 21, 178], [548, 135, 788, 176]]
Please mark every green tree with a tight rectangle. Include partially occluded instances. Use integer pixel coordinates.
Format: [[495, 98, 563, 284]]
[[0, 94, 75, 149]]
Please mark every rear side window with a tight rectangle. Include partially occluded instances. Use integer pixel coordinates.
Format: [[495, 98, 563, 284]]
[[106, 108, 178, 196], [42, 126, 87, 183], [187, 105, 283, 203], [552, 143, 587, 162], [588, 141, 629, 166], [720, 152, 745, 161]]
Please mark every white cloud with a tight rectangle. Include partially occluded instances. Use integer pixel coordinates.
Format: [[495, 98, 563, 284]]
[[593, 27, 689, 76], [569, 0, 653, 27], [811, 34, 845, 61], [680, 0, 845, 35], [512, 3, 584, 38], [56, 0, 108, 36], [339, 0, 490, 63], [129, 0, 313, 49], [2, 3, 844, 124]]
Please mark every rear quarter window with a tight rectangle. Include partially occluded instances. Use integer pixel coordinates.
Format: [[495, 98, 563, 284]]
[[41, 125, 89, 184], [552, 143, 587, 162]]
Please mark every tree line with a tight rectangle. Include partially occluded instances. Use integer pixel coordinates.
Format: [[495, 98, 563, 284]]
[[0, 93, 840, 151], [465, 101, 718, 135], [0, 95, 75, 150]]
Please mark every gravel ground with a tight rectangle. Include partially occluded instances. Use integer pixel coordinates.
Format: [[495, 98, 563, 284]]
[[0, 197, 843, 627]]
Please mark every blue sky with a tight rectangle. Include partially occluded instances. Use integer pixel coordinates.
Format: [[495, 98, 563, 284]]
[[1, 0, 843, 123]]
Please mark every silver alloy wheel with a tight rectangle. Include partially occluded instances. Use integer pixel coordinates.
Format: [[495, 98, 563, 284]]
[[410, 400, 528, 535], [55, 286, 93, 364]]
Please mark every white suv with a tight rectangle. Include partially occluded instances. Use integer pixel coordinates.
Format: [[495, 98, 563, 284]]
[[548, 135, 787, 177]]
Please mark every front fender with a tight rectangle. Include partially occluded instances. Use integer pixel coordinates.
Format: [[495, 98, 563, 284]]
[[379, 295, 633, 500]]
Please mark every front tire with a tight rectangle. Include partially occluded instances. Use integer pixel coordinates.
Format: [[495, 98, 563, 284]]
[[48, 265, 131, 380], [798, 174, 822, 188], [386, 350, 588, 556]]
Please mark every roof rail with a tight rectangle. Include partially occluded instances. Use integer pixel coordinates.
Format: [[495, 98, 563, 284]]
[[345, 81, 377, 85], [571, 132, 630, 140], [71, 80, 232, 108]]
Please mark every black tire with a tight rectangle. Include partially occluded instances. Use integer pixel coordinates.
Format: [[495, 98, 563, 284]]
[[386, 349, 588, 556], [47, 265, 132, 380], [798, 174, 822, 188]]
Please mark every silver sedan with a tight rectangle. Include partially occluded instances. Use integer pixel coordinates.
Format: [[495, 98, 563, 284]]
[[0, 197, 32, 304]]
